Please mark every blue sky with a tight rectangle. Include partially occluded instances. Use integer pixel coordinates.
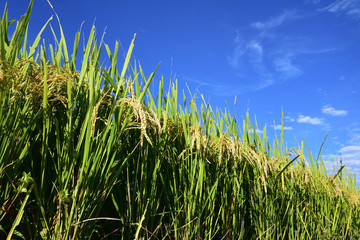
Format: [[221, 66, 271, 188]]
[[3, 0, 360, 185]]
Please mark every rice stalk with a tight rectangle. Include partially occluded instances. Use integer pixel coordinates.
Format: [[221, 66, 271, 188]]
[[0, 1, 359, 239]]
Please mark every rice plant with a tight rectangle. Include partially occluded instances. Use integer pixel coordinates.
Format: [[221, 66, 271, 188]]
[[0, 1, 359, 239]]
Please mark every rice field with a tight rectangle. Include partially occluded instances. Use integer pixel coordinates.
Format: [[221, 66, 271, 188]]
[[1, 1, 359, 239]]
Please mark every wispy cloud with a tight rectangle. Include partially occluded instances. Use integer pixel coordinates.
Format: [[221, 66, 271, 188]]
[[228, 31, 247, 69], [247, 41, 275, 88], [227, 10, 333, 93], [321, 0, 360, 19], [273, 55, 302, 79], [347, 126, 360, 145], [251, 10, 299, 30], [321, 105, 348, 116], [297, 115, 324, 125], [350, 132, 360, 144], [227, 36, 275, 91], [317, 87, 328, 97]]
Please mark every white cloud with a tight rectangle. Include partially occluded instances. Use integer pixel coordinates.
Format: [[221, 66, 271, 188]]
[[297, 115, 324, 125], [322, 146, 360, 186], [321, 105, 348, 116], [251, 10, 299, 30], [272, 124, 293, 130], [284, 116, 295, 122], [338, 145, 360, 169], [322, 129, 360, 184], [337, 127, 360, 184], [340, 145, 360, 152], [321, 0, 360, 19], [249, 129, 263, 135]]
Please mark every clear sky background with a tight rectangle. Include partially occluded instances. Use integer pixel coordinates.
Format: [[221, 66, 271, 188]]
[[2, 0, 360, 185]]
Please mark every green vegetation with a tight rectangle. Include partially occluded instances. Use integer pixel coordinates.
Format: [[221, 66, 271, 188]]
[[1, 1, 359, 239]]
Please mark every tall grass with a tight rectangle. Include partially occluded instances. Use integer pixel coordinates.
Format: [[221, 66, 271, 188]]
[[1, 1, 359, 239]]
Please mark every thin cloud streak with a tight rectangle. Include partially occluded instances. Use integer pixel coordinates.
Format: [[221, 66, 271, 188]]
[[251, 10, 299, 30], [321, 0, 360, 19], [180, 75, 247, 97]]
